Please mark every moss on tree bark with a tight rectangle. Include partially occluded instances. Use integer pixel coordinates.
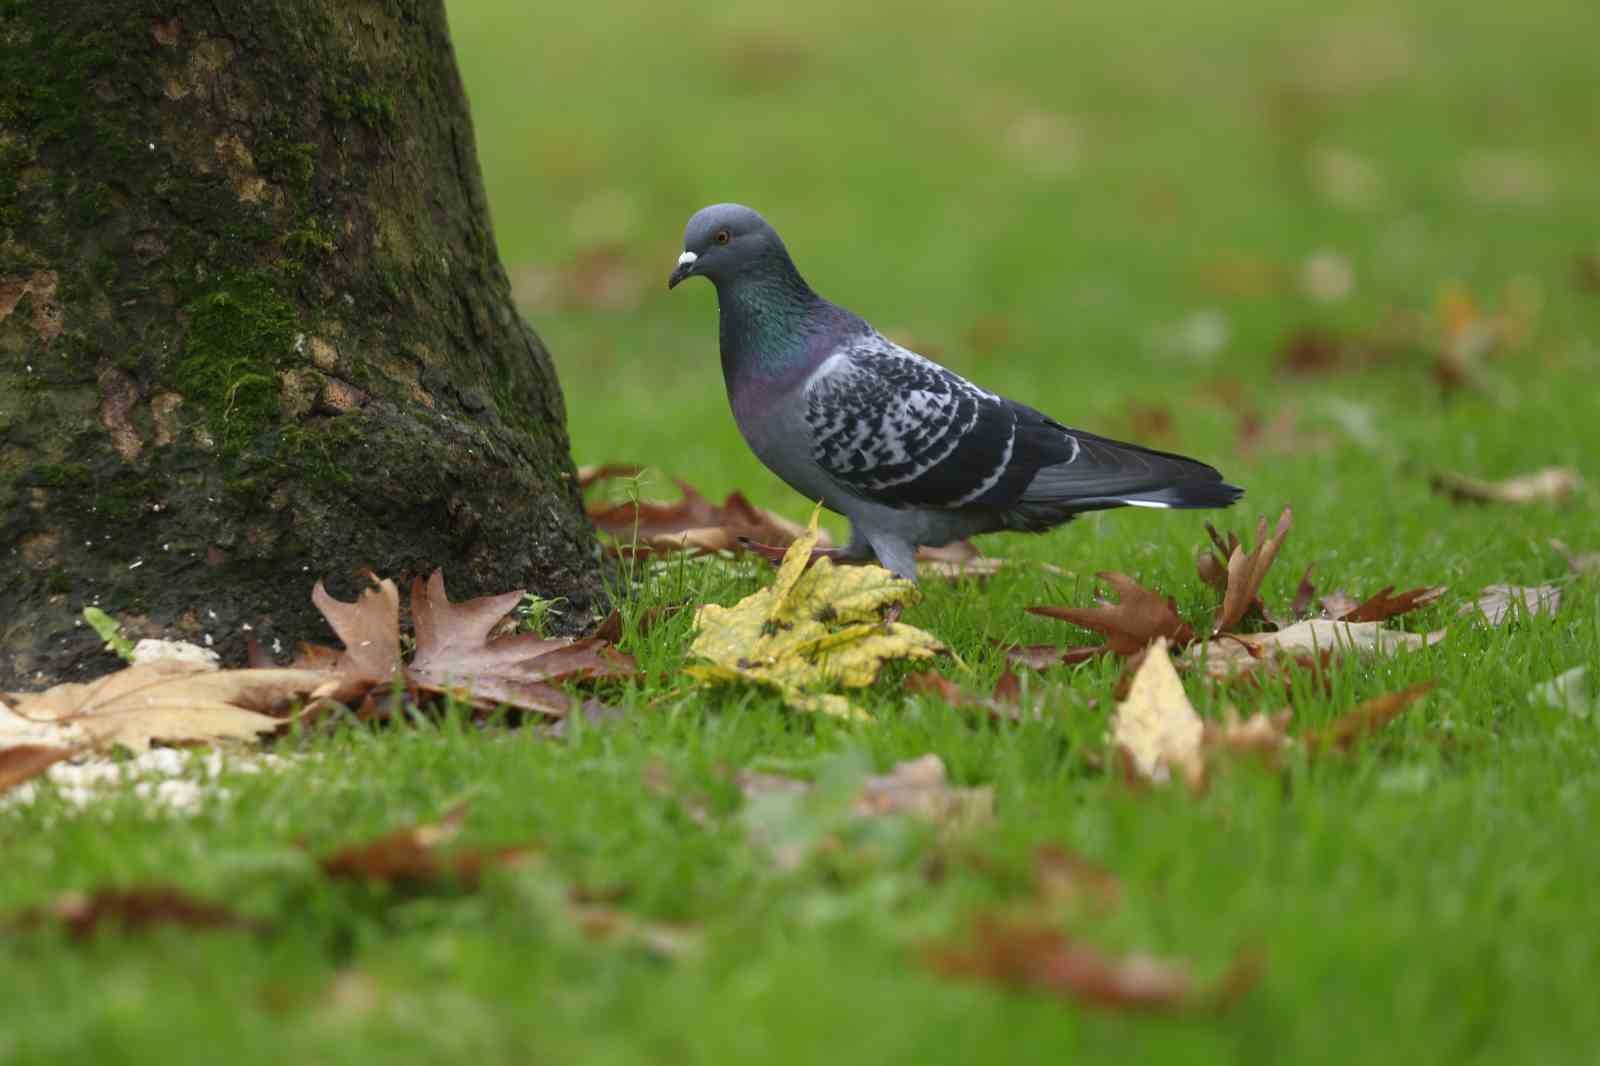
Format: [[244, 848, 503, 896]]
[[0, 0, 603, 686]]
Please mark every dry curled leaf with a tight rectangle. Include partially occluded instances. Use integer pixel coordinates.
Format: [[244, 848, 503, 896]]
[[0, 744, 75, 795], [928, 917, 1261, 1013], [307, 570, 635, 720], [1460, 584, 1562, 627], [1190, 619, 1443, 683], [1202, 708, 1294, 769], [2, 661, 345, 753], [406, 571, 635, 716], [1430, 467, 1579, 506], [1112, 638, 1203, 787], [852, 754, 994, 826], [10, 888, 265, 940], [1332, 585, 1448, 623], [1307, 682, 1437, 753], [1029, 572, 1193, 656], [1209, 508, 1293, 634], [581, 465, 830, 558], [318, 804, 536, 889], [905, 668, 1043, 724], [1000, 642, 1109, 671], [686, 508, 945, 718]]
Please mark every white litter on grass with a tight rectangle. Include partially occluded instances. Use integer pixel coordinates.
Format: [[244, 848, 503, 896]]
[[130, 638, 222, 668], [6, 749, 299, 815]]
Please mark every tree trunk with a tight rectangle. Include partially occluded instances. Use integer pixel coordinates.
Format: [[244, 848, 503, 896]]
[[1, 0, 603, 687]]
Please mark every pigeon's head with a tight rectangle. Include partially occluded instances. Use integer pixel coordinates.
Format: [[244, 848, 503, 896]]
[[668, 203, 789, 290]]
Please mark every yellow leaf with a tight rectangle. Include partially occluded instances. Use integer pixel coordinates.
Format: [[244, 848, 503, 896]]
[[1112, 638, 1204, 786], [687, 506, 946, 717]]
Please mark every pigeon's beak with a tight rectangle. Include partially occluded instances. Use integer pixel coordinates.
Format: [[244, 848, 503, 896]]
[[667, 250, 697, 290]]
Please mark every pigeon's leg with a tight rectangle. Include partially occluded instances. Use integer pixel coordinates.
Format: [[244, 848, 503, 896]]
[[862, 528, 920, 583], [838, 525, 875, 562]]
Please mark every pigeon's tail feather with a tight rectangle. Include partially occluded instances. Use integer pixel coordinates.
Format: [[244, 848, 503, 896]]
[[998, 428, 1242, 532]]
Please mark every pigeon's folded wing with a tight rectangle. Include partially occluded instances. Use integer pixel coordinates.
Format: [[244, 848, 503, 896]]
[[803, 339, 1036, 509]]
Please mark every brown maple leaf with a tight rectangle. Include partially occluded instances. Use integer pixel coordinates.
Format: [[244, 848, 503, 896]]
[[308, 570, 636, 719], [311, 573, 403, 677], [927, 917, 1261, 1013], [1029, 572, 1194, 656], [1331, 585, 1448, 623], [1207, 507, 1294, 634]]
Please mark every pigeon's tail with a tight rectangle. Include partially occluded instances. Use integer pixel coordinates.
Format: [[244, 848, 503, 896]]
[[999, 427, 1242, 532]]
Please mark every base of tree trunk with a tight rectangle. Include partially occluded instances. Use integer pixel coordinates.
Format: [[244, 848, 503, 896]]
[[1, 1, 604, 687]]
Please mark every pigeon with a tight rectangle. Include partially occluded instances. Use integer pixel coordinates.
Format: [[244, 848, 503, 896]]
[[667, 203, 1243, 581]]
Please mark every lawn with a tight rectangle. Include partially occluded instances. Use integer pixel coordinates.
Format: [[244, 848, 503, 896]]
[[4, 0, 1600, 1062]]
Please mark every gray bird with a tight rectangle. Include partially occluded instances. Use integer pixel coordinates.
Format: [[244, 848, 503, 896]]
[[667, 203, 1243, 580]]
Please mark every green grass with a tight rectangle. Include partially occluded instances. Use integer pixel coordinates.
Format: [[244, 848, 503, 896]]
[[5, 0, 1600, 1061]]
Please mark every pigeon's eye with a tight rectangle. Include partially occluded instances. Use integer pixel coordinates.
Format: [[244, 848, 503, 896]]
[[714, 229, 730, 245]]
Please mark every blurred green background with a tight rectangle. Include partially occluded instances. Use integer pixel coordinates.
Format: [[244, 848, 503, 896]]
[[449, 0, 1599, 536]]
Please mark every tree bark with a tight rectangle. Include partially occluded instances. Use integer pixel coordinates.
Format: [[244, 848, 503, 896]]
[[0, 0, 603, 686]]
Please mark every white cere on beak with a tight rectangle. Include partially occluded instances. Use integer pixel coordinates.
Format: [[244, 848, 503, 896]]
[[677, 251, 698, 266]]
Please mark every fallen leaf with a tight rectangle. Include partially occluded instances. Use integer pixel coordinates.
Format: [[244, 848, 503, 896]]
[[1111, 638, 1203, 787], [852, 754, 994, 826], [1286, 566, 1318, 621], [10, 888, 264, 940], [311, 573, 402, 677], [1306, 682, 1436, 753], [0, 744, 75, 795], [1332, 585, 1447, 623], [581, 466, 831, 558], [928, 917, 1261, 1013], [1430, 468, 1579, 506], [318, 805, 536, 889], [1209, 507, 1294, 634], [1190, 620, 1443, 682], [737, 755, 992, 829], [569, 903, 703, 959], [1317, 590, 1362, 620], [1460, 584, 1562, 626], [686, 507, 945, 717], [589, 603, 686, 645], [1235, 406, 1337, 461], [3, 661, 346, 753], [1551, 539, 1600, 576], [306, 570, 636, 719], [1275, 326, 1350, 376], [406, 571, 635, 717], [1202, 707, 1294, 768], [1029, 572, 1194, 656], [1000, 642, 1109, 671]]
